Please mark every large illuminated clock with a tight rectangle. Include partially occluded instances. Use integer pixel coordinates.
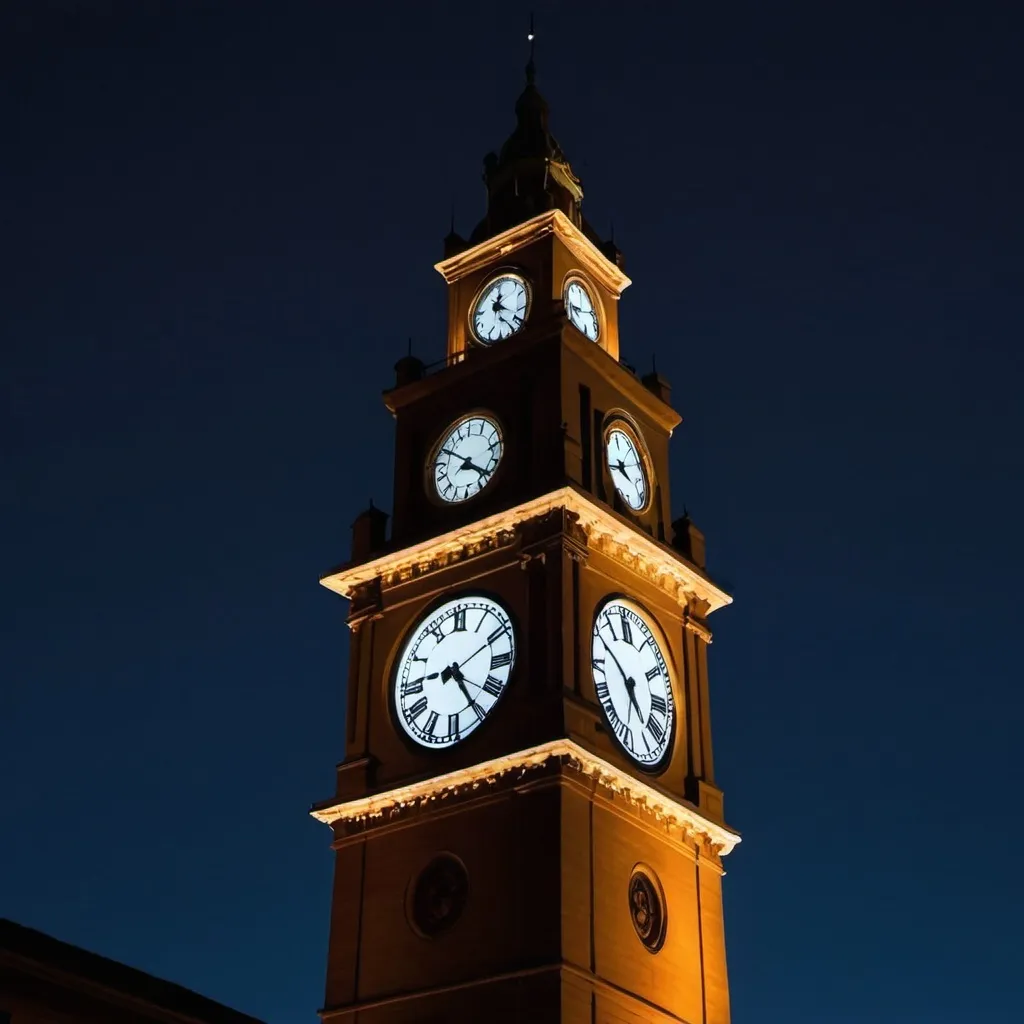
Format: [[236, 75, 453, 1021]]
[[392, 595, 516, 749], [591, 597, 675, 770]]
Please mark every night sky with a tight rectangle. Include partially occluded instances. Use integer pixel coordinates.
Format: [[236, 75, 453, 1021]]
[[3, 2, 1023, 1022]]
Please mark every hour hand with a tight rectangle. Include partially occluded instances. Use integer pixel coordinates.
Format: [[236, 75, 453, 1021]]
[[449, 663, 474, 704], [624, 677, 644, 724]]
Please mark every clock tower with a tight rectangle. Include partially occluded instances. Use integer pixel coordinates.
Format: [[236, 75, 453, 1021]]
[[312, 48, 740, 1024]]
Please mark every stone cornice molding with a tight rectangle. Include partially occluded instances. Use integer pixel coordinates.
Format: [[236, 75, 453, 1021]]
[[435, 210, 632, 298], [320, 487, 732, 614], [310, 739, 740, 857], [684, 613, 713, 644]]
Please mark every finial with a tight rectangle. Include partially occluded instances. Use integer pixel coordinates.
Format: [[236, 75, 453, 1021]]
[[609, 219, 616, 244], [449, 200, 455, 235], [652, 352, 658, 374], [407, 337, 413, 357], [525, 12, 536, 84], [368, 497, 375, 510]]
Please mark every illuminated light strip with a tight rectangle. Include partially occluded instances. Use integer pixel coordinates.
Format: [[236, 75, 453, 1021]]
[[320, 486, 732, 614], [434, 209, 631, 297], [309, 738, 741, 856]]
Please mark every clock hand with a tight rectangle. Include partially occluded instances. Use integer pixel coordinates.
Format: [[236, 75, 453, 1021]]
[[439, 447, 463, 460], [598, 636, 644, 725], [455, 676, 473, 704], [456, 641, 490, 671], [623, 674, 644, 725], [461, 457, 491, 477], [598, 633, 632, 682], [442, 662, 472, 687], [448, 662, 480, 707], [613, 460, 633, 483]]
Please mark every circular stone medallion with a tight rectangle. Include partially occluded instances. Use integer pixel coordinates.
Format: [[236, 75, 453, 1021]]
[[408, 853, 469, 938], [628, 866, 667, 952]]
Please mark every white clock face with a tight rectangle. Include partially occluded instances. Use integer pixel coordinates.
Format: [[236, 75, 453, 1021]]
[[565, 279, 599, 341], [429, 414, 503, 503], [393, 595, 516, 749], [471, 273, 530, 343], [605, 423, 649, 511], [591, 597, 675, 769]]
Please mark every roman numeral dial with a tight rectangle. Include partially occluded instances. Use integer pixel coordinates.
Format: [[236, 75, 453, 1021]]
[[470, 271, 531, 344], [604, 419, 651, 513], [428, 413, 504, 505], [393, 595, 517, 749], [564, 277, 600, 342], [591, 597, 675, 770]]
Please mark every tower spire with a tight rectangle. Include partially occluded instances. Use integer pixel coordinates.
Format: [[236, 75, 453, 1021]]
[[469, 13, 585, 244], [526, 12, 536, 84]]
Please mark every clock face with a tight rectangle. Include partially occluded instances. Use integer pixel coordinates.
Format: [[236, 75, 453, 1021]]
[[393, 595, 516, 750], [471, 273, 530, 343], [591, 597, 675, 770], [605, 422, 650, 512], [564, 278, 599, 341], [429, 414, 503, 504]]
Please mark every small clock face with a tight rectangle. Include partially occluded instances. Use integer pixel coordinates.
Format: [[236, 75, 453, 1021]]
[[393, 595, 516, 750], [471, 273, 530, 343], [605, 422, 649, 512], [591, 597, 675, 769], [429, 414, 503, 504], [564, 278, 599, 341]]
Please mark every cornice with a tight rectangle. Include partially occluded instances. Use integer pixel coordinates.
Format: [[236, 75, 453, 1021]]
[[435, 210, 632, 298], [320, 487, 732, 614], [684, 613, 713, 644], [563, 328, 682, 435], [310, 738, 740, 857]]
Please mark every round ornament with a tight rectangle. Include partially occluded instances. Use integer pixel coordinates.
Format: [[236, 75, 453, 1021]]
[[628, 866, 667, 952], [409, 853, 469, 938]]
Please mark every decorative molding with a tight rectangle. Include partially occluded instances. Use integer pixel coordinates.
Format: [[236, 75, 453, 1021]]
[[320, 487, 732, 614], [310, 738, 741, 857], [684, 614, 713, 644], [434, 210, 632, 298]]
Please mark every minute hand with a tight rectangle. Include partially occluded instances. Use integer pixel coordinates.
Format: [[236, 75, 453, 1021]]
[[450, 665, 475, 706], [598, 633, 631, 683], [599, 635, 644, 725]]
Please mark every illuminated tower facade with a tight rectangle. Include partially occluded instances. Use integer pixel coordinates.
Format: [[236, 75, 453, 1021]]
[[312, 51, 740, 1024]]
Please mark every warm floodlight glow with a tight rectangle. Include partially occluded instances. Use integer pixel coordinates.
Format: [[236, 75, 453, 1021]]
[[435, 210, 629, 294], [320, 486, 732, 614], [310, 738, 741, 856]]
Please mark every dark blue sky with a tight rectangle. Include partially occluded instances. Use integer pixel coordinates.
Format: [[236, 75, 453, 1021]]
[[3, 2, 1022, 1021]]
